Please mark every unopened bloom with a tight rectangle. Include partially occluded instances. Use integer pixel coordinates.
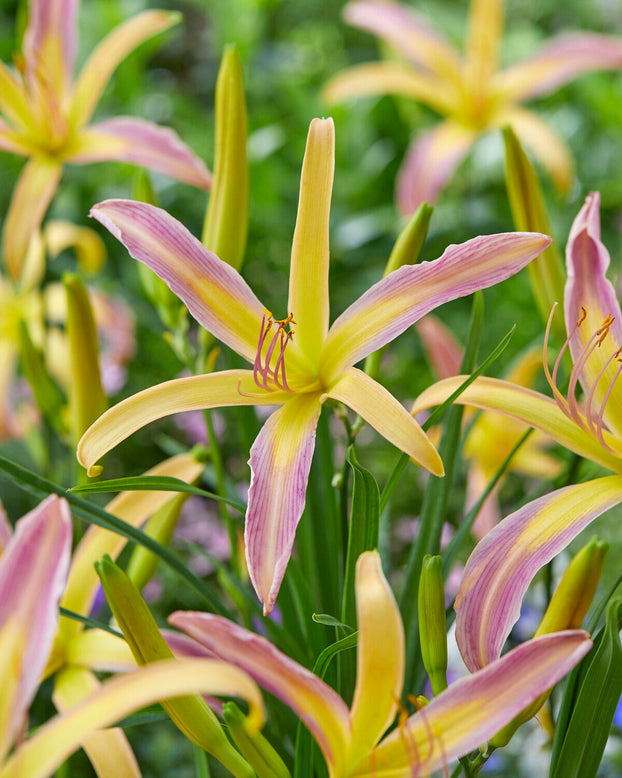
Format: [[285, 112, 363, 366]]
[[324, 0, 622, 213], [0, 0, 211, 277], [78, 117, 550, 613]]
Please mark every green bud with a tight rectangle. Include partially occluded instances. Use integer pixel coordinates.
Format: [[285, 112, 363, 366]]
[[502, 126, 565, 339], [96, 556, 254, 778], [63, 273, 107, 445], [364, 203, 432, 380], [418, 554, 448, 696], [202, 44, 248, 271], [223, 702, 291, 778]]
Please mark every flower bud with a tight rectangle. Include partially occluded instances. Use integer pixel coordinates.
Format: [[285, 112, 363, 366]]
[[418, 554, 448, 696]]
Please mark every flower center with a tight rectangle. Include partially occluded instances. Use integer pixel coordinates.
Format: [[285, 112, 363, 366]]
[[544, 304, 622, 452], [253, 308, 296, 392]]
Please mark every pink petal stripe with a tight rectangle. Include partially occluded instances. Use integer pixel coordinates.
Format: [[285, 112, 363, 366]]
[[396, 122, 476, 214], [496, 33, 622, 103], [71, 117, 211, 189], [344, 0, 461, 79], [358, 631, 591, 776], [246, 393, 322, 614], [0, 495, 72, 751], [455, 475, 622, 671], [321, 232, 550, 381], [169, 611, 351, 774], [90, 201, 264, 363], [23, 0, 78, 89]]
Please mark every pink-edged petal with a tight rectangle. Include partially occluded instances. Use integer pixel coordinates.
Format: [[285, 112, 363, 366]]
[[416, 315, 463, 379], [287, 118, 333, 369], [455, 475, 622, 671], [77, 370, 283, 477], [69, 10, 181, 129], [464, 0, 504, 103], [396, 122, 477, 214], [0, 495, 71, 762], [70, 117, 211, 190], [411, 376, 622, 472], [323, 62, 457, 116], [353, 631, 591, 777], [0, 658, 264, 778], [53, 667, 141, 778], [90, 201, 263, 362], [343, 0, 462, 81], [564, 192, 622, 438], [495, 33, 622, 103], [169, 611, 351, 778], [246, 393, 322, 614], [325, 367, 443, 476], [498, 106, 574, 193], [23, 0, 78, 97], [320, 232, 550, 381], [3, 157, 62, 279], [347, 551, 405, 772]]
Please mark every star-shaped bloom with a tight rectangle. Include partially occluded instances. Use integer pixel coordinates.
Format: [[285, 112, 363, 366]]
[[324, 0, 622, 213], [78, 117, 550, 614], [170, 550, 592, 778], [0, 0, 211, 278]]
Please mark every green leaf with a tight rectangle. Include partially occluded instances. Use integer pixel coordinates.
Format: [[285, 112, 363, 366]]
[[68, 476, 246, 513], [551, 598, 622, 778], [312, 632, 358, 680]]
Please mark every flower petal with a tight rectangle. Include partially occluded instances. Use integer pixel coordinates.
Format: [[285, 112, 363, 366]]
[[3, 157, 62, 279], [411, 375, 622, 472], [90, 200, 263, 362], [342, 0, 461, 81], [464, 0, 503, 101], [495, 33, 622, 103], [353, 631, 591, 777], [497, 107, 573, 193], [169, 612, 351, 778], [0, 62, 35, 133], [564, 192, 622, 439], [396, 121, 477, 214], [71, 117, 211, 190], [246, 393, 322, 614], [0, 495, 71, 763], [348, 551, 405, 771], [416, 315, 463, 380], [287, 118, 334, 369], [23, 0, 78, 98], [77, 370, 282, 477], [64, 630, 136, 673], [69, 10, 181, 128], [323, 62, 456, 116], [325, 367, 443, 476], [0, 658, 264, 778], [455, 475, 622, 671], [53, 667, 140, 778], [320, 232, 551, 380]]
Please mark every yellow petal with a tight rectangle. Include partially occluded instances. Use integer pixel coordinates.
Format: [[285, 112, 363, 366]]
[[287, 118, 334, 370], [464, 0, 504, 99], [348, 551, 405, 771]]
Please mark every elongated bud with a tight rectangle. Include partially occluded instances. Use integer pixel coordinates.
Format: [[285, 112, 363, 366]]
[[202, 44, 248, 270], [126, 492, 190, 592], [492, 537, 608, 748], [96, 556, 255, 778], [223, 701, 291, 778], [364, 203, 432, 379], [63, 273, 107, 445], [503, 126, 564, 338], [418, 554, 448, 696], [18, 319, 66, 435], [535, 537, 608, 637]]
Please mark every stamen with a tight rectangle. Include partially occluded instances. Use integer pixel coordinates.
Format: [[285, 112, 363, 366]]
[[395, 696, 420, 776], [543, 304, 574, 421], [595, 349, 622, 452], [253, 312, 272, 385], [252, 309, 296, 392], [567, 314, 615, 429]]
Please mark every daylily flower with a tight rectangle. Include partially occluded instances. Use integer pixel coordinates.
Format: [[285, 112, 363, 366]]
[[0, 0, 211, 278], [77, 117, 551, 613], [324, 0, 622, 213], [412, 193, 622, 483], [170, 550, 592, 778]]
